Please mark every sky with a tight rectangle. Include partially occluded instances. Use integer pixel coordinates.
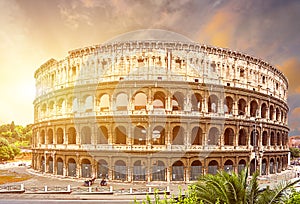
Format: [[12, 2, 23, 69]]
[[0, 0, 299, 135]]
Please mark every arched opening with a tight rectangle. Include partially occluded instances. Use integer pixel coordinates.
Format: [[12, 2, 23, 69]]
[[270, 132, 275, 146], [81, 126, 91, 144], [97, 159, 108, 179], [68, 158, 76, 177], [224, 128, 234, 146], [57, 98, 66, 114], [270, 158, 275, 174], [84, 95, 93, 112], [262, 131, 268, 146], [208, 160, 218, 175], [224, 96, 233, 114], [261, 159, 267, 175], [115, 93, 128, 111], [152, 160, 166, 181], [190, 160, 202, 180], [238, 159, 246, 173], [57, 158, 63, 175], [47, 129, 53, 144], [238, 99, 246, 115], [250, 159, 258, 175], [276, 108, 280, 121], [238, 129, 247, 146], [172, 92, 184, 111], [134, 92, 147, 110], [40, 130, 45, 144], [250, 100, 258, 117], [68, 127, 76, 144], [48, 156, 53, 173], [114, 126, 126, 144], [191, 93, 202, 111], [114, 160, 126, 181], [41, 156, 45, 172], [172, 126, 184, 145], [277, 132, 281, 146], [57, 128, 64, 144], [208, 127, 219, 145], [269, 105, 274, 120], [276, 158, 281, 173], [133, 160, 146, 181], [81, 159, 92, 178], [208, 95, 218, 113], [99, 94, 110, 112], [172, 161, 184, 181], [96, 126, 108, 144], [191, 127, 202, 145], [134, 126, 146, 145], [151, 126, 165, 145], [250, 129, 259, 147], [153, 91, 165, 109], [224, 160, 233, 172], [261, 103, 267, 119]]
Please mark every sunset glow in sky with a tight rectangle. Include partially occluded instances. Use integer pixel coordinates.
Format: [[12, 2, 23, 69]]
[[0, 0, 299, 135]]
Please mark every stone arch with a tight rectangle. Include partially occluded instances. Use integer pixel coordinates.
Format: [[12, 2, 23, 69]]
[[57, 98, 66, 114], [238, 128, 247, 146], [68, 127, 76, 144], [47, 156, 54, 173], [276, 107, 280, 121], [208, 127, 219, 145], [224, 159, 233, 172], [191, 93, 202, 111], [84, 95, 93, 112], [152, 160, 166, 181], [270, 131, 275, 145], [261, 158, 267, 175], [238, 98, 247, 115], [208, 94, 218, 113], [250, 100, 258, 117], [134, 92, 147, 110], [81, 126, 92, 144], [238, 159, 246, 173], [41, 156, 45, 172], [208, 160, 218, 175], [81, 159, 92, 178], [114, 160, 127, 180], [250, 129, 259, 147], [134, 125, 146, 145], [67, 158, 76, 177], [172, 92, 184, 111], [269, 105, 274, 120], [224, 96, 233, 114], [151, 126, 165, 145], [56, 157, 64, 175], [114, 126, 127, 144], [270, 158, 275, 174], [261, 103, 267, 119], [99, 94, 110, 111], [115, 93, 128, 111], [191, 126, 202, 145], [57, 128, 64, 144], [133, 160, 146, 181], [153, 91, 166, 109], [172, 160, 184, 181], [262, 131, 268, 146], [276, 157, 281, 173], [97, 159, 108, 178], [224, 128, 234, 146], [96, 126, 108, 144], [40, 130, 45, 144], [190, 160, 202, 180], [172, 126, 185, 145], [46, 129, 53, 144], [277, 132, 281, 146]]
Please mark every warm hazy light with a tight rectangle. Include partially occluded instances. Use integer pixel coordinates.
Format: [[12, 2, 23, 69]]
[[0, 0, 299, 135]]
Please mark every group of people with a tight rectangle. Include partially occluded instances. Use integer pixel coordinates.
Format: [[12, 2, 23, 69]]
[[83, 177, 107, 187]]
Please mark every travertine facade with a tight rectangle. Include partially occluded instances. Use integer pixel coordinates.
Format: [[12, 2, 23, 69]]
[[32, 30, 289, 182]]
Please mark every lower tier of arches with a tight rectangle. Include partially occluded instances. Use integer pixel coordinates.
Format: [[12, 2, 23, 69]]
[[32, 150, 289, 182]]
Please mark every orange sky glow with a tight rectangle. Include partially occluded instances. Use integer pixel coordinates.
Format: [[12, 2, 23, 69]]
[[0, 0, 299, 135]]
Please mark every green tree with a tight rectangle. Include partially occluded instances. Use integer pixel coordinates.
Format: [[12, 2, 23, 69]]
[[290, 147, 300, 158], [286, 189, 300, 204], [194, 168, 300, 204], [0, 137, 20, 161]]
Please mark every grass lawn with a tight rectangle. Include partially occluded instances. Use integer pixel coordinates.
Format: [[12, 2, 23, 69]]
[[0, 169, 32, 185]]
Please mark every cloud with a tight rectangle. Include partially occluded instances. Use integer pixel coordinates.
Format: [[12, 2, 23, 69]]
[[278, 58, 300, 94]]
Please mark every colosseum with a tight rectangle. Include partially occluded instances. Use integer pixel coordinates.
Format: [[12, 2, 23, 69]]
[[32, 30, 290, 183]]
